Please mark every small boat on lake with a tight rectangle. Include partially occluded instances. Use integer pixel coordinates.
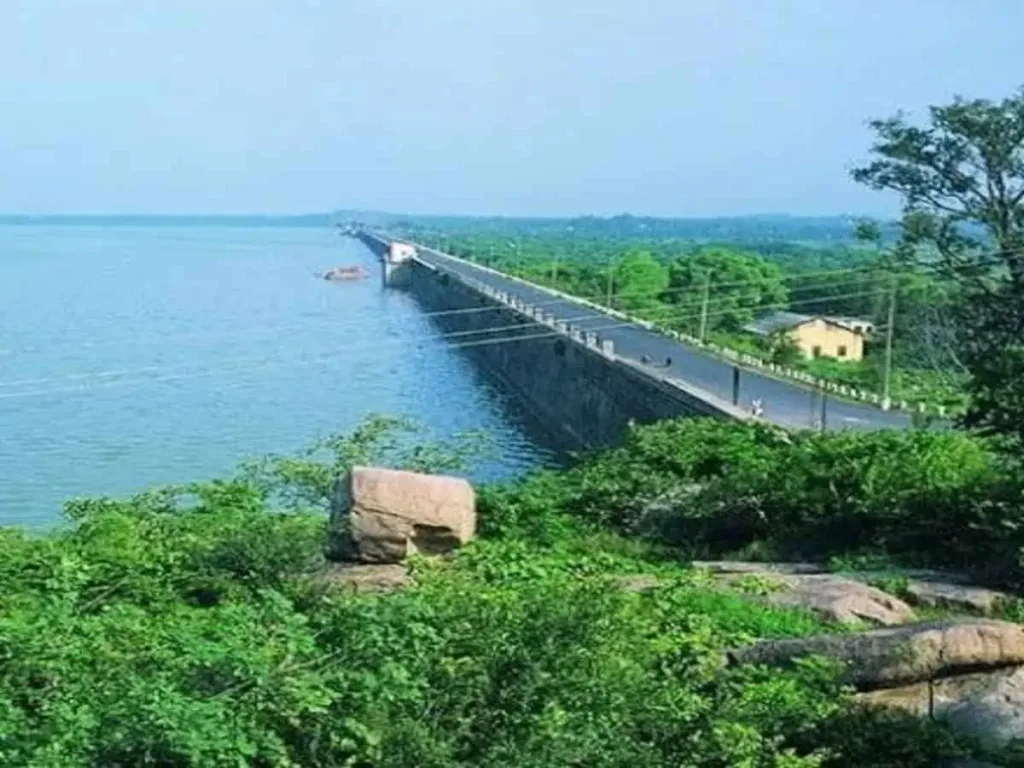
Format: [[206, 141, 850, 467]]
[[320, 265, 369, 281]]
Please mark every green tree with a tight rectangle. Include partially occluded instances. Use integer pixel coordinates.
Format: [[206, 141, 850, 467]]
[[613, 250, 669, 315], [667, 247, 789, 333], [853, 88, 1024, 446]]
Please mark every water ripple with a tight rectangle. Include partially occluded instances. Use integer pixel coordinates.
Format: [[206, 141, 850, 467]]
[[0, 226, 557, 527]]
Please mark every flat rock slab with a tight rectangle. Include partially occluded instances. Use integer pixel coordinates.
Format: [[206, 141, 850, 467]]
[[849, 568, 979, 585], [692, 560, 824, 575], [694, 561, 1015, 619], [903, 580, 1010, 615], [839, 570, 1012, 615], [707, 569, 917, 626], [766, 574, 918, 626], [728, 619, 1024, 689]]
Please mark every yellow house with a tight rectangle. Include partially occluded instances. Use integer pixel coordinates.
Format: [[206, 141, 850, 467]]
[[743, 311, 872, 361]]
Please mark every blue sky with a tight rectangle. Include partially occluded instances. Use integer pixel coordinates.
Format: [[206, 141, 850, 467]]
[[1, 0, 1021, 217]]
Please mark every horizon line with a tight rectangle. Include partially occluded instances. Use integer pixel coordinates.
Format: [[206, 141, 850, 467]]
[[0, 211, 896, 222]]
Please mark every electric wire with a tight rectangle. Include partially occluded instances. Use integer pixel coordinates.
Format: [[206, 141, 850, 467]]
[[0, 286, 894, 399], [4, 246, 1014, 359]]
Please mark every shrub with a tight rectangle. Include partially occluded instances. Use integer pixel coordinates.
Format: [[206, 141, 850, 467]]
[[0, 416, 1002, 765], [522, 418, 1024, 581]]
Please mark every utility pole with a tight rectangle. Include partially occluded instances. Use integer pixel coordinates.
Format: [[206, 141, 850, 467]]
[[698, 275, 712, 343], [881, 272, 898, 411], [606, 257, 616, 308]]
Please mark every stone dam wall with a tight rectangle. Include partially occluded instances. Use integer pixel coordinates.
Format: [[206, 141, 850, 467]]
[[402, 258, 740, 451], [354, 230, 388, 258]]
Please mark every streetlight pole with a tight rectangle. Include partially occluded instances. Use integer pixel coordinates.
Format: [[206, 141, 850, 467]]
[[881, 272, 898, 411], [606, 257, 616, 308], [698, 275, 712, 343], [820, 387, 828, 432]]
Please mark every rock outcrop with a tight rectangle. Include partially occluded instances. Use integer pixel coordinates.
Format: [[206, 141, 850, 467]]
[[327, 466, 476, 564], [694, 560, 1018, 623], [856, 665, 1024, 750], [730, 619, 1024, 747], [728, 619, 1024, 689], [933, 666, 1024, 748], [703, 562, 1024, 751]]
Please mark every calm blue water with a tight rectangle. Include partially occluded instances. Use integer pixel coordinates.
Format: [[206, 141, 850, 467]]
[[0, 226, 556, 527]]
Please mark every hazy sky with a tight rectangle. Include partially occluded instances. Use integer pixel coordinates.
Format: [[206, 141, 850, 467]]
[[1, 1, 1021, 217]]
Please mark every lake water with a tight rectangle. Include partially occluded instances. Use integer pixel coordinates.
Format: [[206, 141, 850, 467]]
[[0, 225, 557, 527]]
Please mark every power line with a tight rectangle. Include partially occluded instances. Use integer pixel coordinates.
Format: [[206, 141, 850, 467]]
[[5, 239, 1016, 377], [0, 285, 893, 396], [0, 258, 973, 396], [5, 242, 1019, 360], [5, 230, 1005, 404], [0, 260, 904, 360]]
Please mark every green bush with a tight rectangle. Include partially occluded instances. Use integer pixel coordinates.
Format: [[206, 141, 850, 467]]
[[0, 417, 1003, 765], [0, 505, 983, 767], [517, 419, 1024, 581]]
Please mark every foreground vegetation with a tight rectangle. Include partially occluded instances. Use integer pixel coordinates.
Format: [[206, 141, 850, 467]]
[[2, 415, 1023, 766]]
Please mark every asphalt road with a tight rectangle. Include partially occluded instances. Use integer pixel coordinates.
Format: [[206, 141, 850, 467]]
[[415, 246, 914, 431]]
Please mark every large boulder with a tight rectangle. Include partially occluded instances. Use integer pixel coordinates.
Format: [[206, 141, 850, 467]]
[[728, 620, 1024, 689], [933, 666, 1024, 748], [857, 666, 1024, 750], [328, 466, 476, 564]]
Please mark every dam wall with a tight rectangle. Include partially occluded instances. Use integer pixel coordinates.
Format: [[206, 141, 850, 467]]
[[403, 258, 740, 451]]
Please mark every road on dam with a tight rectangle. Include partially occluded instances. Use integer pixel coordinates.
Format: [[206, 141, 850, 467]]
[[413, 246, 914, 431]]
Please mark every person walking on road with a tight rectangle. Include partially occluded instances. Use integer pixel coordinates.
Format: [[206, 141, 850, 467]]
[[751, 398, 765, 418]]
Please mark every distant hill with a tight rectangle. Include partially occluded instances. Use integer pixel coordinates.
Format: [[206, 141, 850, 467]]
[[0, 214, 336, 227], [0, 212, 906, 245], [336, 210, 901, 245]]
